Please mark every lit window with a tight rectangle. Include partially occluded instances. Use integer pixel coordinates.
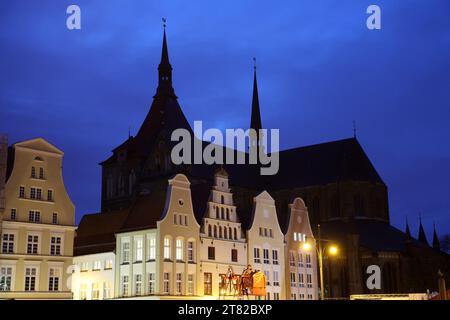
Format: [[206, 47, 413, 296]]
[[147, 235, 156, 260], [306, 254, 312, 268], [93, 261, 102, 270], [264, 270, 270, 286], [91, 282, 99, 299], [104, 260, 113, 270], [307, 274, 313, 288], [122, 241, 130, 263], [294, 233, 297, 241], [273, 271, 279, 286], [290, 272, 296, 287], [1, 234, 15, 254], [176, 239, 183, 261], [187, 274, 194, 295], [103, 282, 111, 299], [135, 239, 143, 262], [299, 273, 305, 288], [80, 283, 87, 300], [164, 237, 171, 260], [298, 253, 304, 267], [289, 251, 295, 266]]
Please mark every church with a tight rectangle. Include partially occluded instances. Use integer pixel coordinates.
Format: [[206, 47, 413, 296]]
[[73, 27, 450, 299]]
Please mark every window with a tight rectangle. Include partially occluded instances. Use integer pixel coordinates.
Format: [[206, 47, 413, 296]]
[[272, 250, 278, 265], [10, 208, 16, 221], [264, 228, 268, 237], [307, 274, 313, 288], [31, 167, 36, 178], [204, 272, 212, 295], [47, 190, 53, 201], [299, 273, 305, 288], [0, 267, 13, 291], [274, 292, 280, 300], [147, 273, 155, 294], [264, 270, 270, 285], [122, 241, 130, 263], [36, 188, 42, 200], [90, 282, 99, 299], [208, 246, 215, 260], [164, 237, 171, 260], [135, 274, 142, 296], [30, 187, 36, 199], [306, 254, 312, 268], [214, 225, 217, 238], [219, 226, 223, 238], [174, 214, 177, 225], [163, 273, 170, 294], [176, 273, 182, 294], [80, 283, 87, 300], [269, 229, 273, 238], [298, 253, 304, 267], [27, 235, 39, 254], [80, 262, 89, 272], [184, 215, 188, 226], [224, 227, 228, 239], [259, 227, 263, 236], [179, 215, 183, 225], [234, 228, 237, 240], [121, 275, 129, 296], [176, 239, 183, 261], [221, 195, 224, 204], [221, 207, 224, 220], [25, 267, 37, 291], [187, 241, 194, 262], [28, 210, 40, 223], [50, 236, 62, 256], [289, 251, 295, 267], [290, 272, 296, 287], [307, 294, 313, 300], [215, 207, 219, 219], [105, 260, 113, 270], [273, 271, 279, 286], [253, 248, 260, 263], [291, 293, 297, 300], [226, 208, 230, 220], [48, 268, 60, 291], [266, 292, 271, 300], [263, 249, 270, 264], [103, 282, 111, 299], [147, 235, 156, 260], [300, 293, 305, 300], [1, 234, 14, 254], [39, 167, 44, 179], [208, 225, 212, 237], [52, 213, 58, 224], [93, 261, 102, 270], [19, 186, 25, 198], [294, 233, 297, 241], [231, 249, 238, 262], [187, 274, 194, 295], [135, 239, 143, 262]]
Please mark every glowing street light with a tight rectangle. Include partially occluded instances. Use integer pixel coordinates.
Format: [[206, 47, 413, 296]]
[[328, 246, 338, 255]]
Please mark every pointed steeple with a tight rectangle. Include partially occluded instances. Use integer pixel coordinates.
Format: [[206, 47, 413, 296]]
[[405, 216, 412, 242], [156, 19, 175, 97], [250, 58, 262, 132], [418, 215, 429, 246], [433, 223, 441, 251]]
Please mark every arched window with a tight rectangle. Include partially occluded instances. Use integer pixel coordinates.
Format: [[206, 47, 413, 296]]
[[163, 237, 171, 260], [224, 228, 228, 239], [229, 227, 233, 240], [221, 195, 224, 204], [216, 207, 219, 219], [214, 226, 217, 238], [226, 208, 230, 220], [219, 227, 223, 238], [221, 207, 224, 220], [208, 225, 212, 237]]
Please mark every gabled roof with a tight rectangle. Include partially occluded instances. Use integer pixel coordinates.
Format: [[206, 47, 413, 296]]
[[13, 137, 64, 155]]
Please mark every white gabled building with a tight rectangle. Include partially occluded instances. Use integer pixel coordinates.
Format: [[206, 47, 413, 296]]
[[198, 168, 247, 297]]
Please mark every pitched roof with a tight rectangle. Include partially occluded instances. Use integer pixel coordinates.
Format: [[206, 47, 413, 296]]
[[74, 209, 129, 256]]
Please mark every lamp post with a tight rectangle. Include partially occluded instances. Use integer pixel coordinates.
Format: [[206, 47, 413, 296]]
[[303, 224, 338, 300]]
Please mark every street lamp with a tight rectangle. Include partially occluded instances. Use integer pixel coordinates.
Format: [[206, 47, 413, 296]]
[[303, 224, 339, 300]]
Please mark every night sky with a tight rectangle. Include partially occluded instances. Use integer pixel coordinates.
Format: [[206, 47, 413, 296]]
[[1, 1, 449, 240]]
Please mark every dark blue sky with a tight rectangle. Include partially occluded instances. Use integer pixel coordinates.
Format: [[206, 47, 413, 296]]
[[1, 1, 449, 240]]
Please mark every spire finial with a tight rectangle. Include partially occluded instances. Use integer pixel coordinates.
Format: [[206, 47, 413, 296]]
[[162, 17, 166, 29], [253, 57, 256, 71], [353, 120, 357, 138]]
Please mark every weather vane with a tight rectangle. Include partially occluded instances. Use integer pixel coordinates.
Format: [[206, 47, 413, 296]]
[[162, 17, 166, 29]]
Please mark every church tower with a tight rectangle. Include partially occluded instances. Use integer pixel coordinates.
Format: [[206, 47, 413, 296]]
[[249, 59, 263, 156], [100, 24, 192, 212]]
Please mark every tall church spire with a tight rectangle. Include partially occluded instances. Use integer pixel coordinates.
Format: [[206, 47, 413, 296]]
[[433, 223, 441, 251], [250, 58, 262, 132], [157, 19, 175, 97], [405, 216, 412, 242], [418, 215, 429, 246]]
